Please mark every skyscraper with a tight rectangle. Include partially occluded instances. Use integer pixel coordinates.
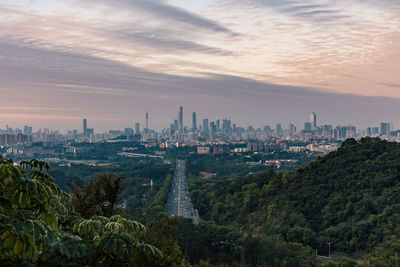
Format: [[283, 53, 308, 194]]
[[192, 112, 197, 131], [304, 122, 312, 132], [178, 106, 183, 131], [367, 127, 372, 136], [135, 122, 140, 135], [323, 125, 332, 137], [210, 121, 216, 135], [380, 122, 390, 136], [145, 112, 149, 132], [276, 124, 283, 136], [263, 125, 271, 133], [289, 124, 295, 137], [23, 126, 32, 135], [203, 119, 209, 134], [310, 112, 317, 129], [222, 119, 228, 132], [83, 118, 87, 137]]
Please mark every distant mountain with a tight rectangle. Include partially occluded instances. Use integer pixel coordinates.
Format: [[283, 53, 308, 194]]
[[190, 137, 400, 254]]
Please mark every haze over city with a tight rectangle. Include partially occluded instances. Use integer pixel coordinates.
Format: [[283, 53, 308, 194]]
[[1, 0, 400, 131]]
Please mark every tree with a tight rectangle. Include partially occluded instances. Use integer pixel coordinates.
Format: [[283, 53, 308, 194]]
[[0, 156, 161, 265], [68, 173, 126, 218], [188, 138, 400, 254], [365, 239, 400, 267], [135, 217, 187, 267]]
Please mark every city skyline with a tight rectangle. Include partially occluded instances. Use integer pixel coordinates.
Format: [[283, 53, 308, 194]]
[[1, 110, 397, 148], [0, 1, 400, 130], [0, 110, 396, 135]]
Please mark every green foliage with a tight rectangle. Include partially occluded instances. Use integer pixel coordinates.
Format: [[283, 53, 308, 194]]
[[324, 257, 359, 267], [68, 173, 126, 218], [144, 173, 173, 223], [365, 238, 400, 266], [337, 257, 358, 267], [51, 158, 174, 222], [185, 151, 315, 180], [175, 217, 315, 266], [0, 155, 161, 265], [0, 157, 73, 263], [136, 217, 187, 267], [325, 261, 338, 267], [239, 235, 316, 266], [189, 138, 400, 256], [177, 218, 243, 265]]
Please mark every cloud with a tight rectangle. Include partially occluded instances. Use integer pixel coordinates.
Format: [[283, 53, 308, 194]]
[[1, 38, 400, 131], [379, 82, 400, 88], [226, 0, 399, 26], [81, 0, 237, 35], [0, 6, 232, 57], [0, 0, 399, 116], [109, 29, 233, 56], [225, 0, 344, 23]]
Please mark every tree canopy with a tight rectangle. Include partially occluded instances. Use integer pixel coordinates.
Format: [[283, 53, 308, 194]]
[[0, 155, 161, 265], [189, 138, 400, 258]]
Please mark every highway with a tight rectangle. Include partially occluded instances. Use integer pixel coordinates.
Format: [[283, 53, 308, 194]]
[[166, 160, 199, 224]]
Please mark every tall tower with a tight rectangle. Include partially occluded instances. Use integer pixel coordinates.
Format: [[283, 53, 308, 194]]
[[310, 112, 317, 129], [276, 124, 282, 136], [380, 122, 390, 136], [203, 119, 209, 134], [83, 118, 87, 137], [145, 112, 149, 132], [192, 112, 197, 131], [135, 122, 140, 135], [178, 106, 183, 132]]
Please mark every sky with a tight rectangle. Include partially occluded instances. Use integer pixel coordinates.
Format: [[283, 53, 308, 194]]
[[0, 0, 399, 132]]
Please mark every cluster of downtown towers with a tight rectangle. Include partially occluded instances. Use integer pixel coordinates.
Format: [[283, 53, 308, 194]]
[[79, 107, 394, 141], [171, 107, 236, 135]]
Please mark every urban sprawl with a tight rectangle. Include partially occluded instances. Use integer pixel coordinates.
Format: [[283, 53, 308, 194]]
[[0, 108, 396, 159]]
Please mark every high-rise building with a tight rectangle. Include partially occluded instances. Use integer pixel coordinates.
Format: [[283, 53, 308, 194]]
[[310, 112, 317, 129], [289, 124, 295, 137], [216, 120, 220, 130], [135, 122, 140, 135], [203, 119, 209, 134], [173, 120, 178, 131], [23, 126, 32, 135], [380, 123, 390, 136], [145, 112, 149, 132], [323, 125, 332, 137], [372, 127, 379, 135], [335, 125, 356, 139], [263, 125, 271, 133], [125, 128, 134, 135], [86, 128, 94, 138], [222, 119, 232, 132], [192, 112, 197, 131], [178, 106, 183, 132], [333, 128, 340, 140], [367, 127, 372, 136], [210, 121, 216, 135], [83, 118, 87, 137], [276, 124, 283, 136], [304, 122, 312, 132]]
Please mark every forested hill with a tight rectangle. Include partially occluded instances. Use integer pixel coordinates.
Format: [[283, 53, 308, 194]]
[[190, 137, 400, 254]]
